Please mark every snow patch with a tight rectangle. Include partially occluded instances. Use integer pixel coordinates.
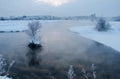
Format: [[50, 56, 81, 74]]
[[70, 21, 120, 52], [0, 20, 57, 32], [0, 76, 12, 79]]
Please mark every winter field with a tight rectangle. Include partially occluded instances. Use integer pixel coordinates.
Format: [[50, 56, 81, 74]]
[[0, 20, 58, 32], [0, 20, 120, 79], [70, 21, 120, 52]]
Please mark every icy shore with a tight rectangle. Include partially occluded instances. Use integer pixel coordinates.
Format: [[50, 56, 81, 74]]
[[70, 21, 120, 52]]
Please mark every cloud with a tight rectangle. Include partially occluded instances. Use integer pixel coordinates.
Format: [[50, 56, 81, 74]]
[[34, 0, 72, 7]]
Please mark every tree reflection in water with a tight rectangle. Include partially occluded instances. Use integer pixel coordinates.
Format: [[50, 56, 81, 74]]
[[26, 47, 42, 67]]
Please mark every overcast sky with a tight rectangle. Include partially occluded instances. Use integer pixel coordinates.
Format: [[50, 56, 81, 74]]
[[0, 0, 120, 17]]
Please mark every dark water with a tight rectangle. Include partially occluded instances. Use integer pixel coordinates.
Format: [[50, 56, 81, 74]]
[[0, 21, 120, 79]]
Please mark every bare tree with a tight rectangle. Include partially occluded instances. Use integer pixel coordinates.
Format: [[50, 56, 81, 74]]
[[95, 17, 111, 32], [26, 21, 42, 48]]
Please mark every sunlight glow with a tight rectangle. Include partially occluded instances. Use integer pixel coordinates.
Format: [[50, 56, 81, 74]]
[[35, 0, 72, 7]]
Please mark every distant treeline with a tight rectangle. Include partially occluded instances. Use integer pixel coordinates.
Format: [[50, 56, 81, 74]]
[[0, 15, 119, 21], [0, 15, 97, 21], [112, 16, 120, 21]]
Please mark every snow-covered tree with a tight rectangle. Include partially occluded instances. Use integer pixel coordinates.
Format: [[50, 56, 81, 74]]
[[26, 21, 42, 48], [95, 17, 111, 32]]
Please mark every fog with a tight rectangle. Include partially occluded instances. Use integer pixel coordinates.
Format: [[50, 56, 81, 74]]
[[0, 0, 120, 17]]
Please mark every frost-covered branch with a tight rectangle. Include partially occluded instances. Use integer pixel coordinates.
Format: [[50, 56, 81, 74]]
[[26, 21, 41, 38], [81, 68, 88, 79], [6, 60, 15, 75], [68, 65, 76, 79], [0, 55, 7, 75], [91, 64, 96, 79], [0, 55, 13, 79]]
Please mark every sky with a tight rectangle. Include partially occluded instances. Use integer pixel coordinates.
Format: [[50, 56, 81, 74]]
[[0, 0, 120, 17]]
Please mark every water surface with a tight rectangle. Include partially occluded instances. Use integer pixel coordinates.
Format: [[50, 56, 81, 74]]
[[0, 20, 120, 79]]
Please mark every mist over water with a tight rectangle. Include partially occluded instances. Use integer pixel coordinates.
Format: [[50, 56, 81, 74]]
[[0, 20, 120, 79]]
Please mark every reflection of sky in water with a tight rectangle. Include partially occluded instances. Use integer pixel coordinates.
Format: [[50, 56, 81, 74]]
[[0, 21, 93, 66]]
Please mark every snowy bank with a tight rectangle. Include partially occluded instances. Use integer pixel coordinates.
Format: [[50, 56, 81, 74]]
[[0, 20, 58, 32], [70, 22, 120, 52], [0, 76, 12, 79], [0, 21, 28, 32]]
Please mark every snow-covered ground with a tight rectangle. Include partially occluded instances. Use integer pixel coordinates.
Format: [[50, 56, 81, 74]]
[[70, 21, 120, 52], [0, 20, 58, 32], [0, 76, 12, 79], [0, 21, 28, 32]]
